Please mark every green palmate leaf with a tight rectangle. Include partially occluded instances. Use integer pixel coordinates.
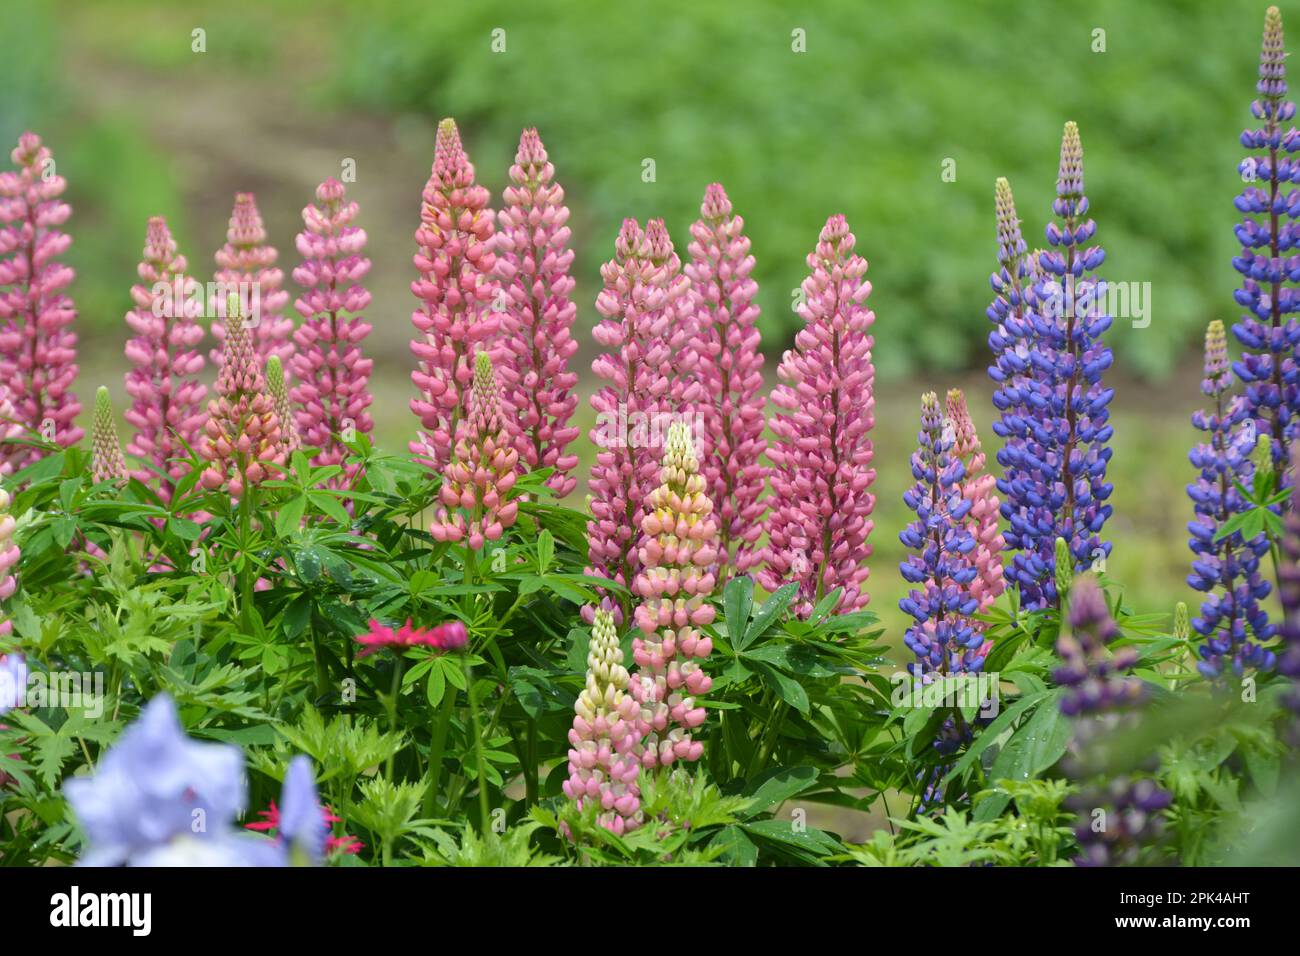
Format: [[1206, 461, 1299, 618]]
[[536, 529, 554, 575], [722, 574, 754, 640], [941, 690, 1049, 786], [739, 819, 844, 865], [709, 825, 759, 866], [426, 662, 446, 707], [989, 690, 1071, 783], [275, 494, 307, 538], [744, 583, 798, 649], [742, 765, 820, 817], [751, 661, 810, 714], [307, 489, 352, 526]]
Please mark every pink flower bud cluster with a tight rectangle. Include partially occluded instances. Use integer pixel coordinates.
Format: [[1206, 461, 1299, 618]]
[[493, 129, 580, 498], [410, 118, 500, 475], [628, 422, 718, 769], [91, 386, 127, 485], [210, 193, 293, 373], [0, 487, 18, 636], [945, 389, 1005, 622], [199, 304, 284, 498], [429, 351, 519, 550], [587, 218, 697, 623], [761, 215, 877, 618], [0, 132, 82, 468], [289, 177, 374, 488], [563, 608, 643, 835], [266, 355, 299, 457], [122, 217, 207, 499], [685, 183, 767, 581]]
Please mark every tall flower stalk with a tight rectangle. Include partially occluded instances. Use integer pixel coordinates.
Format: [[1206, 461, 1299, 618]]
[[289, 177, 373, 488], [0, 132, 82, 468], [1187, 321, 1276, 678], [587, 219, 694, 623], [494, 128, 579, 499], [629, 421, 718, 769], [429, 351, 519, 551], [685, 183, 767, 582], [123, 217, 207, 499], [761, 214, 876, 618], [210, 193, 292, 373], [997, 124, 1114, 609], [1232, 6, 1300, 473], [410, 118, 499, 476], [899, 392, 983, 676], [563, 608, 643, 835]]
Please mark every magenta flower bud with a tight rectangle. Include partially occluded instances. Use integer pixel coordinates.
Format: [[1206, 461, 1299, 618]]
[[91, 386, 127, 485], [122, 216, 207, 501], [289, 178, 373, 490], [628, 422, 718, 771], [685, 184, 767, 582], [586, 218, 698, 623], [410, 118, 500, 475], [429, 351, 519, 549], [946, 388, 1005, 624], [0, 132, 82, 468], [564, 608, 643, 835], [494, 129, 579, 498], [210, 193, 293, 375], [761, 215, 876, 618], [199, 299, 285, 499]]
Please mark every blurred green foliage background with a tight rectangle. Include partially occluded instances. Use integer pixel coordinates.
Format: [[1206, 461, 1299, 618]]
[[0, 0, 1280, 638]]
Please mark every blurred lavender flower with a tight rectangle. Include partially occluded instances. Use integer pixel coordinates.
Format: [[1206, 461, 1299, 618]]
[[1054, 576, 1141, 716], [63, 695, 288, 866]]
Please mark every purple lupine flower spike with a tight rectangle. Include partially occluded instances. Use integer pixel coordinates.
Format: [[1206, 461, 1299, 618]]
[[1232, 6, 1300, 473], [494, 128, 580, 499], [289, 177, 374, 490], [123, 217, 207, 500], [899, 392, 983, 675], [686, 183, 767, 582], [997, 125, 1115, 609], [1187, 320, 1276, 679], [210, 193, 293, 374], [761, 215, 876, 618], [0, 132, 82, 467], [410, 118, 500, 476], [1276, 445, 1300, 717]]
